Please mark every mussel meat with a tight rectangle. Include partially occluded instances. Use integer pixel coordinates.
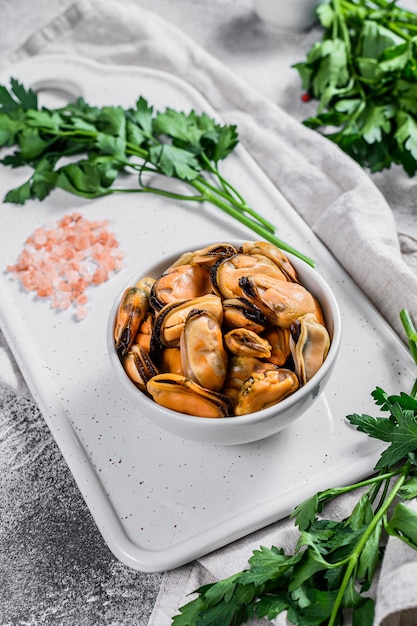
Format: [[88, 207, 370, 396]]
[[159, 347, 184, 375], [123, 344, 159, 391], [114, 276, 155, 357], [222, 297, 268, 333], [134, 311, 154, 353], [223, 356, 279, 405], [238, 274, 318, 328], [210, 253, 287, 299], [168, 243, 237, 269], [180, 309, 228, 392], [224, 328, 272, 358], [290, 313, 330, 384], [152, 294, 223, 349], [240, 241, 299, 283], [234, 368, 299, 416], [146, 373, 233, 418], [150, 264, 213, 311], [263, 327, 291, 366]]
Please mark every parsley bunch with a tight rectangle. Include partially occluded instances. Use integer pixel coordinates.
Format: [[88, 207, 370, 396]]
[[173, 309, 417, 626], [0, 78, 313, 266], [294, 0, 417, 175]]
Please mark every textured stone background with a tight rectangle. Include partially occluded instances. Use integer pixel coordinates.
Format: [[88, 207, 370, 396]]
[[0, 385, 162, 625]]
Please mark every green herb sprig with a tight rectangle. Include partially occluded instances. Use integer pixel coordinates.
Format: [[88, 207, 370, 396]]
[[0, 78, 313, 266], [294, 0, 417, 175], [172, 309, 417, 625]]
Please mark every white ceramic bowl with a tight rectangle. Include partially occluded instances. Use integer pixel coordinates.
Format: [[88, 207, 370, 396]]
[[107, 241, 341, 445]]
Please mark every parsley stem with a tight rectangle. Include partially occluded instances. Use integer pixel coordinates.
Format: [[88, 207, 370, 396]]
[[128, 183, 205, 203], [400, 309, 417, 397], [192, 174, 276, 234], [373, 475, 391, 513], [126, 142, 155, 161], [190, 178, 315, 266], [400, 309, 417, 366], [316, 468, 403, 505], [201, 153, 244, 202], [199, 154, 275, 233], [332, 0, 351, 51], [110, 172, 314, 265], [127, 154, 278, 236], [387, 21, 412, 40], [328, 463, 411, 626], [128, 143, 277, 234], [129, 158, 285, 238]]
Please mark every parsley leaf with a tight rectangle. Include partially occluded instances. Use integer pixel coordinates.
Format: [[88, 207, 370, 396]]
[[0, 77, 37, 111], [346, 412, 396, 442], [375, 409, 417, 469], [386, 502, 417, 550], [0, 80, 313, 266], [148, 143, 201, 180]]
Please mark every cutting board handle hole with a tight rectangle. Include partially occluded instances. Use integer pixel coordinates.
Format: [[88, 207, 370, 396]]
[[31, 79, 82, 108]]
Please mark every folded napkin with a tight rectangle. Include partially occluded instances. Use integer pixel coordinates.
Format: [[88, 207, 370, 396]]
[[1, 1, 417, 625]]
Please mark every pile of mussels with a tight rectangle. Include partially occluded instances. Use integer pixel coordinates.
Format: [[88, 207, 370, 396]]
[[114, 241, 331, 418]]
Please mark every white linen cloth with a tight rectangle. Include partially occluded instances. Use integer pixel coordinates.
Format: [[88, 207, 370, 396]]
[[1, 0, 417, 624]]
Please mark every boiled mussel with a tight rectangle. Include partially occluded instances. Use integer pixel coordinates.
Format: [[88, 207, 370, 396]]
[[114, 240, 332, 418]]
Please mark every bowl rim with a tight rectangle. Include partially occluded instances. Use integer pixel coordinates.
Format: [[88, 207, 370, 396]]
[[107, 239, 342, 428]]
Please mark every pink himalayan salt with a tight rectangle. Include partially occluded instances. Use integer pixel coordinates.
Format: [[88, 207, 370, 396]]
[[7, 212, 125, 321]]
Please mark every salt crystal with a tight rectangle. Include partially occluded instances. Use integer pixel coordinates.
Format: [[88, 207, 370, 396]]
[[7, 212, 125, 320]]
